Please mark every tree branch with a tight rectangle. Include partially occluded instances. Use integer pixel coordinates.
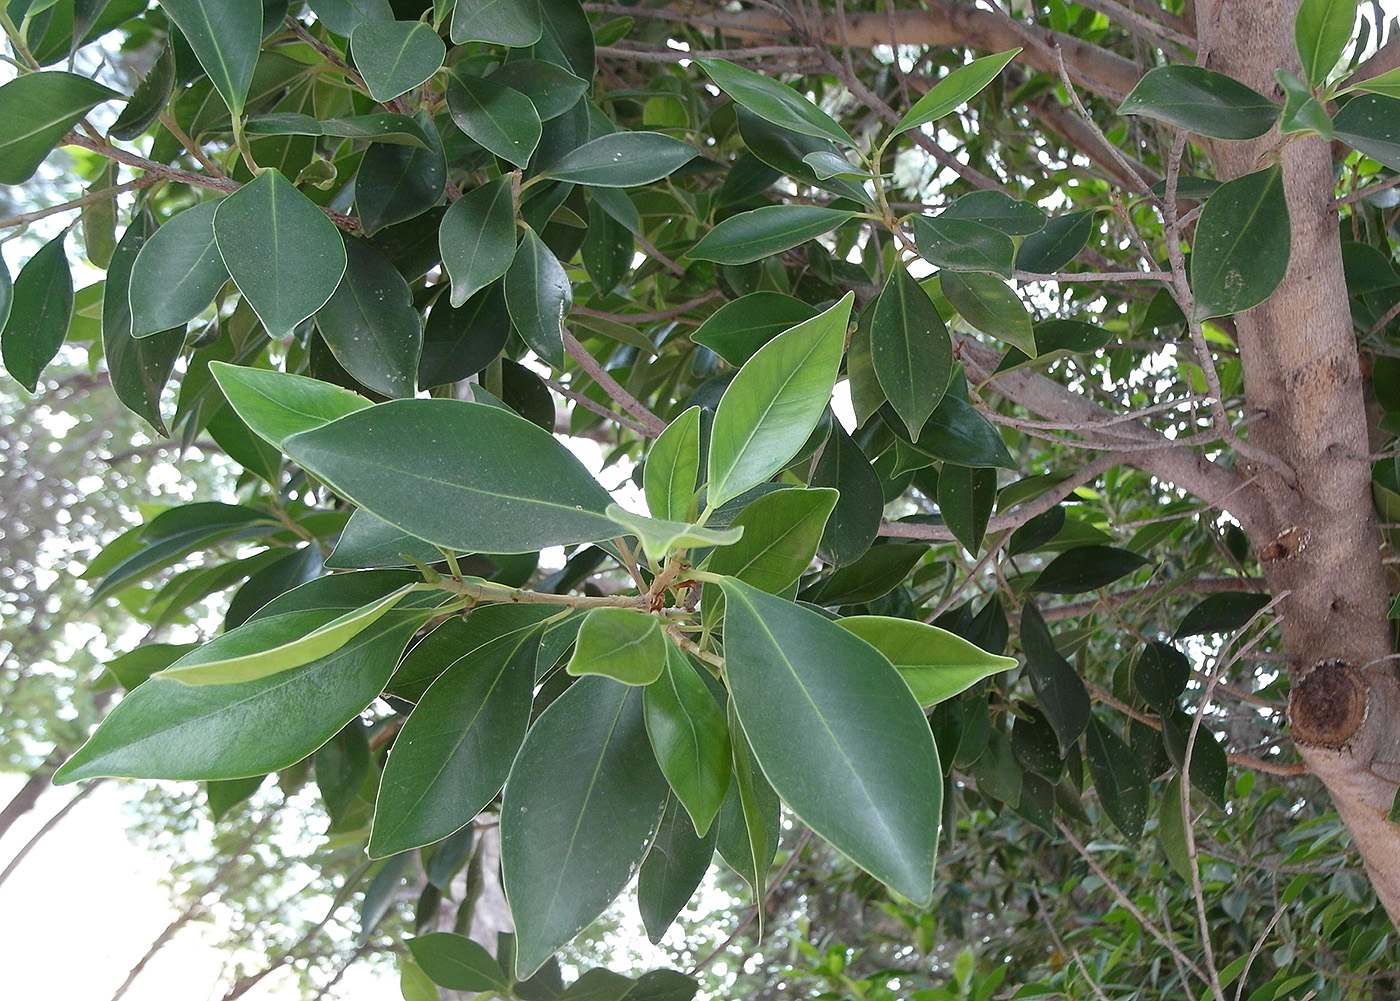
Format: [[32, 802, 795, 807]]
[[563, 330, 667, 436]]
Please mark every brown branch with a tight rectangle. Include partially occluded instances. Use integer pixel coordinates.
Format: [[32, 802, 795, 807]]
[[563, 330, 667, 436], [1038, 576, 1266, 621], [0, 176, 157, 231], [0, 780, 103, 892], [0, 750, 63, 842], [542, 373, 654, 437], [574, 290, 722, 325]]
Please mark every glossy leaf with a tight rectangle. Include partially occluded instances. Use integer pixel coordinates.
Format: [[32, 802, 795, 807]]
[[801, 542, 926, 606], [938, 463, 996, 554], [605, 506, 743, 566], [567, 607, 668, 686], [305, 0, 393, 37], [488, 59, 587, 120], [871, 267, 953, 439], [110, 41, 176, 141], [1276, 68, 1333, 136], [801, 150, 870, 179], [351, 20, 445, 103], [837, 615, 1016, 709], [707, 293, 852, 507], [244, 113, 433, 147], [315, 237, 422, 398], [1016, 210, 1095, 274], [940, 272, 1034, 355], [210, 363, 371, 447], [500, 677, 668, 979], [355, 112, 446, 236], [2, 232, 73, 393], [504, 227, 569, 367], [1118, 66, 1278, 140], [1085, 716, 1149, 839], [1334, 93, 1400, 171], [644, 644, 731, 837], [213, 169, 347, 339], [441, 178, 517, 307], [1174, 592, 1271, 637], [1296, 0, 1356, 87], [913, 216, 1015, 277], [939, 190, 1045, 236], [419, 284, 511, 387], [542, 132, 697, 187], [0, 71, 119, 184], [159, 0, 261, 115], [128, 201, 227, 337], [707, 487, 836, 593], [1030, 545, 1150, 594], [811, 423, 882, 567], [688, 205, 855, 266], [891, 394, 1016, 469], [715, 706, 780, 902], [283, 399, 617, 553], [446, 72, 541, 169], [1018, 603, 1090, 752], [409, 933, 510, 993], [690, 292, 818, 367], [324, 508, 448, 570], [637, 795, 716, 943], [718, 577, 941, 905], [645, 406, 702, 522], [104, 214, 184, 423], [370, 624, 541, 856], [1190, 166, 1289, 320], [696, 57, 855, 148], [894, 48, 1020, 132], [735, 109, 874, 207], [450, 0, 542, 46]]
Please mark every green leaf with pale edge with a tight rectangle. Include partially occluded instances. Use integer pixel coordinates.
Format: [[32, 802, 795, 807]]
[[912, 216, 1015, 277], [1190, 166, 1290, 320], [687, 205, 854, 266], [351, 21, 445, 103], [1296, 0, 1356, 87], [129, 201, 227, 337], [690, 292, 817, 367], [370, 624, 541, 857], [110, 42, 175, 141], [158, 0, 261, 115], [697, 57, 854, 148], [940, 272, 1034, 355], [1118, 66, 1278, 140], [605, 505, 743, 566], [1348, 66, 1400, 100], [0, 71, 119, 185], [446, 72, 541, 169], [282, 398, 617, 554], [315, 237, 421, 398], [706, 487, 837, 593], [210, 363, 371, 447], [213, 169, 347, 339], [408, 934, 510, 993], [501, 677, 668, 979], [718, 578, 941, 905], [53, 597, 443, 782], [837, 616, 1015, 709], [1334, 94, 1400, 170], [2, 231, 72, 393], [542, 132, 696, 186], [717, 705, 780, 906], [440, 178, 517, 307], [801, 150, 871, 179], [707, 293, 852, 506], [450, 0, 542, 46], [504, 227, 570, 368], [644, 645, 730, 838], [567, 606, 668, 685], [871, 267, 953, 439], [895, 48, 1020, 132], [638, 795, 716, 942], [1276, 69, 1333, 137], [155, 583, 423, 685], [645, 406, 702, 522]]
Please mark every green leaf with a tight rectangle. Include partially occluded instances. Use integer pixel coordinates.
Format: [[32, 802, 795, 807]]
[[409, 934, 510, 993], [487, 59, 587, 120], [1134, 640, 1190, 713], [839, 615, 1014, 709], [605, 505, 743, 566], [504, 227, 570, 368], [1189, 165, 1290, 320], [315, 236, 422, 398], [687, 205, 855, 266], [894, 49, 1020, 132], [718, 577, 941, 905], [1275, 69, 1334, 137], [1162, 709, 1228, 809], [811, 423, 882, 567], [707, 487, 836, 593], [450, 0, 542, 46], [0, 70, 119, 184], [244, 112, 433, 147], [213, 169, 348, 339], [735, 109, 874, 207], [0, 259, 10, 334], [351, 20, 445, 103], [283, 398, 617, 553], [155, 583, 424, 685], [54, 598, 439, 782], [110, 41, 176, 141], [2, 231, 72, 393], [716, 713, 780, 904], [1030, 545, 1150, 594], [324, 508, 449, 570], [129, 201, 227, 337], [420, 284, 511, 388], [912, 216, 1015, 277], [871, 267, 953, 439], [210, 363, 371, 446], [801, 542, 926, 606], [707, 293, 852, 507], [696, 57, 854, 148], [1334, 94, 1400, 171], [690, 292, 818, 367], [1295, 0, 1356, 87], [1016, 210, 1095, 274], [501, 677, 668, 979], [542, 132, 697, 187], [305, 0, 393, 37], [801, 150, 871, 179], [889, 387, 1015, 469], [1347, 66, 1400, 100], [1175, 592, 1271, 637], [637, 794, 716, 943], [355, 111, 446, 237], [567, 607, 668, 686], [939, 272, 1034, 355], [1085, 716, 1149, 838], [1159, 774, 1196, 880], [1017, 603, 1090, 752], [939, 191, 1045, 236], [644, 645, 731, 838], [534, 0, 595, 79], [370, 623, 541, 856], [441, 178, 517, 308], [938, 464, 997, 554], [645, 406, 702, 523], [446, 72, 541, 169], [158, 0, 261, 116], [1118, 66, 1279, 140], [92, 503, 276, 600]]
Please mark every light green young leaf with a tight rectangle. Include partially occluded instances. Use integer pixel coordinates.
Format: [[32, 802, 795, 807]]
[[645, 406, 702, 523], [567, 606, 668, 686], [605, 504, 743, 566], [210, 363, 371, 447], [1295, 0, 1356, 88], [705, 487, 837, 593], [836, 615, 1016, 708], [894, 48, 1020, 133], [644, 644, 730, 837]]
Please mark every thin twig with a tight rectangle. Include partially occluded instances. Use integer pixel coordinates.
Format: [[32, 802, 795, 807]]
[[563, 330, 667, 435], [0, 780, 103, 892], [0, 176, 156, 231], [542, 374, 654, 436]]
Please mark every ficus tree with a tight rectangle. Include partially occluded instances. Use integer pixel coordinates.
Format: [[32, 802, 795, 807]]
[[6, 0, 1400, 996]]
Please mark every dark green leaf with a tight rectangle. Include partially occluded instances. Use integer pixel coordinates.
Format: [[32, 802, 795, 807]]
[[718, 578, 941, 905], [315, 236, 422, 398], [697, 57, 854, 148], [487, 59, 587, 120], [2, 232, 73, 393], [1334, 93, 1400, 171], [1118, 66, 1279, 140], [1030, 545, 1150, 594], [501, 677, 668, 979], [1162, 709, 1229, 809], [450, 0, 542, 46], [103, 642, 200, 690], [1295, 0, 1356, 87], [305, 0, 392, 37], [542, 132, 696, 187], [351, 20, 445, 103], [735, 110, 874, 207], [446, 72, 541, 169], [206, 774, 266, 820], [871, 267, 953, 439], [1189, 165, 1290, 320], [895, 48, 1020, 132], [638, 795, 715, 944], [210, 363, 371, 446], [643, 644, 731, 837], [0, 259, 10, 334], [1085, 716, 1149, 839], [1174, 592, 1271, 637], [441, 178, 517, 308], [938, 464, 996, 554], [889, 392, 1015, 469], [581, 199, 631, 295], [244, 112, 433, 146], [324, 508, 446, 570], [420, 283, 511, 388], [688, 205, 855, 266], [812, 422, 882, 566], [708, 487, 837, 593], [1018, 603, 1090, 752], [355, 112, 446, 236], [802, 542, 926, 606], [939, 272, 1034, 355], [913, 216, 1015, 277], [315, 719, 370, 824], [1011, 706, 1064, 780], [690, 291, 818, 367], [939, 191, 1046, 236], [838, 615, 1016, 708], [504, 227, 569, 368], [1016, 210, 1095, 274], [0, 70, 119, 184], [409, 933, 510, 993], [129, 201, 228, 337], [1134, 640, 1190, 712], [224, 544, 322, 629], [110, 41, 175, 140], [283, 398, 617, 553], [159, 0, 261, 115]]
